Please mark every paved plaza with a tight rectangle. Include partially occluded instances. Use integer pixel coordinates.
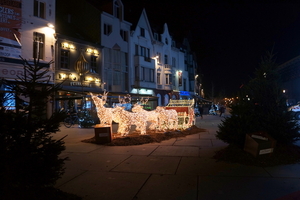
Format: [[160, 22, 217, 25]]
[[54, 114, 300, 200]]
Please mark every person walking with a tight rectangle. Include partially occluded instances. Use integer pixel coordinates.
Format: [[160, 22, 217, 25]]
[[199, 104, 204, 119], [219, 105, 226, 117]]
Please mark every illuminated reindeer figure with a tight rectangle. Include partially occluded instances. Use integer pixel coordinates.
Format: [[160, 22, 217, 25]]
[[112, 95, 147, 136], [155, 106, 178, 130], [132, 97, 160, 130], [90, 91, 113, 125]]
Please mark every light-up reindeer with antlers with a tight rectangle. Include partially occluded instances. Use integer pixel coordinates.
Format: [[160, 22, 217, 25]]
[[132, 97, 160, 131], [90, 91, 114, 125], [111, 94, 147, 136]]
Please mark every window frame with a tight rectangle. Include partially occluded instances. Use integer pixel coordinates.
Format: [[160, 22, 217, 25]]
[[33, 32, 45, 59], [34, 0, 46, 19], [60, 49, 70, 69], [90, 55, 98, 73]]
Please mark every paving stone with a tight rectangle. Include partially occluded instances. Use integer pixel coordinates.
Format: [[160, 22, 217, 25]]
[[112, 155, 180, 174], [136, 174, 197, 200], [150, 146, 200, 157], [91, 145, 159, 156], [64, 153, 131, 171], [58, 171, 149, 200], [177, 157, 270, 177]]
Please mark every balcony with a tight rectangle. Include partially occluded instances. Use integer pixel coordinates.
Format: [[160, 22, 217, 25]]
[[134, 55, 154, 66], [164, 64, 172, 69]]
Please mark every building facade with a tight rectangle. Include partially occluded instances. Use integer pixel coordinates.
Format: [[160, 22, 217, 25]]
[[0, 0, 56, 117], [55, 0, 103, 113], [1, 0, 199, 115]]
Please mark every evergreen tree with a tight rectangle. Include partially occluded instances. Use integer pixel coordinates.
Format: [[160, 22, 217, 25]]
[[0, 57, 68, 197], [216, 52, 300, 148]]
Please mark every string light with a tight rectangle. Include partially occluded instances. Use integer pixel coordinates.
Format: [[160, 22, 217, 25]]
[[91, 92, 198, 137]]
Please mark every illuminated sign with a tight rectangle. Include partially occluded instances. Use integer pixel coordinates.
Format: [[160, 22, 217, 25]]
[[180, 91, 190, 96]]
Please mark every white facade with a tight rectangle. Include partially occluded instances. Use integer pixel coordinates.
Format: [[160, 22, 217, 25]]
[[101, 0, 131, 93], [153, 23, 187, 105], [0, 0, 56, 82], [130, 9, 156, 95]]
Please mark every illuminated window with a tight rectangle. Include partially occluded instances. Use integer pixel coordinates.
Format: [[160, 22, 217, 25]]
[[60, 49, 70, 69], [33, 32, 44, 59], [157, 52, 161, 63], [34, 0, 45, 19], [104, 23, 112, 36]]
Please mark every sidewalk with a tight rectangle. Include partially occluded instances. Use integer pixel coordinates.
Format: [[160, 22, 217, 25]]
[[54, 114, 300, 200]]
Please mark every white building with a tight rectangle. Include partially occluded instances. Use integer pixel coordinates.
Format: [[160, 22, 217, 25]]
[[0, 0, 56, 116], [130, 9, 157, 109], [153, 23, 187, 106], [100, 0, 131, 96]]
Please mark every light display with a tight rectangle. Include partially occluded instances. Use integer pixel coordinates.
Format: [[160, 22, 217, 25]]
[[90, 92, 182, 136], [112, 106, 147, 136], [90, 92, 113, 125], [155, 106, 178, 130], [132, 104, 160, 130]]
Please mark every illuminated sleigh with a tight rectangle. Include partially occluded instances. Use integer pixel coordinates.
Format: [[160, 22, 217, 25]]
[[165, 99, 195, 129]]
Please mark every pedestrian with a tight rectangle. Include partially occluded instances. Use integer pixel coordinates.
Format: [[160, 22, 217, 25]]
[[219, 105, 225, 117], [199, 104, 204, 119]]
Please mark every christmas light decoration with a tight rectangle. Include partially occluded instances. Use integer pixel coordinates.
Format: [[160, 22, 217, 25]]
[[90, 92, 113, 125], [156, 106, 178, 130], [132, 104, 160, 130]]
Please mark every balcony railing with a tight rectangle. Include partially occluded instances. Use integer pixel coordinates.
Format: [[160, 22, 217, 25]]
[[164, 64, 172, 69]]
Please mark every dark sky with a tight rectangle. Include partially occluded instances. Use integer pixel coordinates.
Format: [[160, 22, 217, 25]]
[[122, 1, 300, 97]]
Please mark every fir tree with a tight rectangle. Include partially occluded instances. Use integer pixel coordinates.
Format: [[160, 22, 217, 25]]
[[0, 57, 68, 198], [216, 51, 300, 148]]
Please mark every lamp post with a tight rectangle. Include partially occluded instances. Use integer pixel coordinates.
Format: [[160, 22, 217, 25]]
[[194, 74, 198, 96]]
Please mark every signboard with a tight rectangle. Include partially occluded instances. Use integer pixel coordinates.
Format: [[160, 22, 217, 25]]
[[0, 0, 22, 58]]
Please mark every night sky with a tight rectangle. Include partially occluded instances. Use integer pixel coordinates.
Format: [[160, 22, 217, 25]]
[[121, 1, 300, 97]]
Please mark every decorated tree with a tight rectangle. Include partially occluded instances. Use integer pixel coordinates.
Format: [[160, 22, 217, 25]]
[[216, 52, 300, 148], [0, 57, 69, 198]]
